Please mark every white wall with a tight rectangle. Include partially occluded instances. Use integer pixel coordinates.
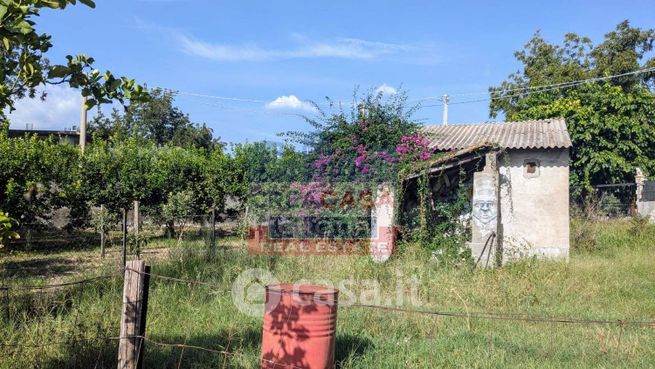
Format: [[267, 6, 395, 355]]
[[498, 148, 570, 261]]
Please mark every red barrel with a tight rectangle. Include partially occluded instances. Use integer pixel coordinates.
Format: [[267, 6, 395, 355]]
[[261, 284, 338, 369]]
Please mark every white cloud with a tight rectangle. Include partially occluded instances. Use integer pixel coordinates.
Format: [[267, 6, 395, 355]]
[[375, 83, 397, 95], [176, 34, 412, 62], [265, 95, 316, 111], [6, 86, 81, 130], [134, 18, 441, 65]]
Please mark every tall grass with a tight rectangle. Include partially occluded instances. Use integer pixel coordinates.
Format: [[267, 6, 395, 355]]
[[1, 218, 655, 368]]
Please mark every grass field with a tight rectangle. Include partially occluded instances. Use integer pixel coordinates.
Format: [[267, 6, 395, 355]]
[[1, 218, 655, 368]]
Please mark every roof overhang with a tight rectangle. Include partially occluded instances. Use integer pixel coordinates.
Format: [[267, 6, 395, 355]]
[[404, 143, 497, 180]]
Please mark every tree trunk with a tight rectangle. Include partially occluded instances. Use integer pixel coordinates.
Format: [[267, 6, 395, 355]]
[[166, 220, 176, 239], [133, 200, 140, 237]]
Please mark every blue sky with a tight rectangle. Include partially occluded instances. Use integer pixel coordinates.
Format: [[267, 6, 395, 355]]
[[7, 0, 655, 144]]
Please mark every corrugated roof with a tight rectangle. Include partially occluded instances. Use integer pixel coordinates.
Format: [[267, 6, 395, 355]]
[[421, 118, 572, 151]]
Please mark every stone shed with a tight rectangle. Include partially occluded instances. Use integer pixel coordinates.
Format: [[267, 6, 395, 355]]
[[420, 118, 572, 265]]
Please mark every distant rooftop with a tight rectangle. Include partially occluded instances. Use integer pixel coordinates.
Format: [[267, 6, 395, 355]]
[[421, 118, 572, 151], [7, 128, 84, 145], [8, 128, 79, 136]]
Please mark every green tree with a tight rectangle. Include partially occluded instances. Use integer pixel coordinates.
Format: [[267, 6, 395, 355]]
[[0, 0, 148, 123], [0, 210, 19, 247], [232, 141, 309, 185], [203, 147, 234, 211], [150, 145, 209, 236], [82, 138, 159, 214], [490, 21, 655, 198], [0, 130, 82, 223], [161, 189, 195, 241], [90, 88, 217, 150]]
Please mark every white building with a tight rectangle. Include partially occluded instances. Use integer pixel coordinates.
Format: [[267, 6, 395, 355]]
[[420, 118, 572, 264]]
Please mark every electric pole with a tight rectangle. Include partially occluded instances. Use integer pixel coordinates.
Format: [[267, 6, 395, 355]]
[[441, 94, 449, 126], [79, 95, 87, 153]]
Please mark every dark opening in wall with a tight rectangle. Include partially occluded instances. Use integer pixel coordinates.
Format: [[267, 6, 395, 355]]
[[523, 159, 540, 178], [526, 161, 537, 174]]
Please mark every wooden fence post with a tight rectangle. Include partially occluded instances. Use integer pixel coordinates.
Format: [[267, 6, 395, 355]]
[[100, 204, 106, 258], [210, 207, 216, 257], [122, 208, 128, 267], [117, 260, 150, 369]]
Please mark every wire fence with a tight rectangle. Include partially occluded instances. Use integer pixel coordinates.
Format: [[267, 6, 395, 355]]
[[1, 181, 645, 258], [134, 267, 655, 327], [1, 182, 653, 367], [4, 211, 241, 254], [2, 265, 654, 368], [4, 264, 655, 327]]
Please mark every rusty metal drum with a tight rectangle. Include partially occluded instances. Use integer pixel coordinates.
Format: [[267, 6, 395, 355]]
[[261, 284, 339, 369]]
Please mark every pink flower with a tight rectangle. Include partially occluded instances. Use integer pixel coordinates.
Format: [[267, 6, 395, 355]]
[[396, 144, 410, 154], [313, 154, 330, 169], [354, 145, 367, 168], [376, 151, 397, 163], [397, 134, 432, 161], [355, 154, 366, 168]]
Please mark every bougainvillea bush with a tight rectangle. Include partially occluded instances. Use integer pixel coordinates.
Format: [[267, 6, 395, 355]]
[[283, 89, 422, 184], [246, 89, 444, 242]]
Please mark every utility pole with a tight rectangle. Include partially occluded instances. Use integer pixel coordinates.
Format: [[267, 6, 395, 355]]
[[79, 95, 87, 153], [359, 104, 367, 119], [441, 94, 449, 126]]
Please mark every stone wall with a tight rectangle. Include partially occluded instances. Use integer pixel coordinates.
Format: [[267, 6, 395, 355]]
[[498, 148, 570, 261]]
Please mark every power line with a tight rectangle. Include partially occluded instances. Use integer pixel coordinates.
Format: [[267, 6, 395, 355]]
[[178, 90, 352, 110], [133, 65, 655, 121], [195, 101, 310, 117], [176, 91, 267, 104], [413, 66, 655, 103], [419, 66, 655, 109]]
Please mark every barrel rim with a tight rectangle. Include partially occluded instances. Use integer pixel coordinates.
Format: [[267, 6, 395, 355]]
[[266, 283, 339, 296]]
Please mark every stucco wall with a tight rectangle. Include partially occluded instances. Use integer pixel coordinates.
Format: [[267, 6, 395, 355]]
[[498, 148, 570, 260], [637, 201, 655, 220], [636, 179, 655, 221]]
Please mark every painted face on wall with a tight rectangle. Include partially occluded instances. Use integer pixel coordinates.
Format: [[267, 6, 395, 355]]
[[472, 176, 497, 236], [473, 198, 496, 225]]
